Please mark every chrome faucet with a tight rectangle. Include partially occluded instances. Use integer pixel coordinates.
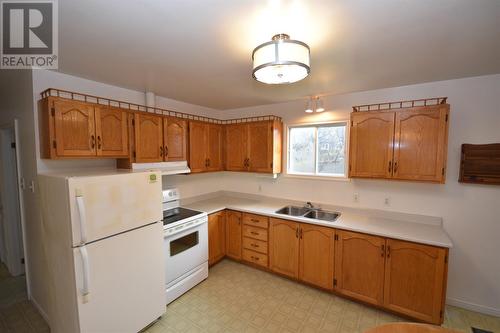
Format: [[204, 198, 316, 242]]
[[304, 202, 314, 209]]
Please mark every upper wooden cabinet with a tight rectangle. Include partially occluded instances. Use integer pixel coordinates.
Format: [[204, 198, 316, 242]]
[[225, 120, 282, 174], [40, 97, 129, 159], [383, 239, 448, 323], [334, 230, 386, 306], [163, 117, 187, 161], [134, 113, 164, 163], [349, 104, 449, 183], [188, 121, 223, 173], [95, 106, 128, 157]]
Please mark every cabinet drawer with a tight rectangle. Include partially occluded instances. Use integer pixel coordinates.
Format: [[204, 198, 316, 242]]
[[243, 213, 269, 229], [242, 225, 268, 241], [243, 237, 268, 254], [242, 249, 268, 268]]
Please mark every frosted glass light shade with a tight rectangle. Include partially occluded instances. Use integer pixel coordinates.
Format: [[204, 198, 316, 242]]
[[252, 34, 310, 84]]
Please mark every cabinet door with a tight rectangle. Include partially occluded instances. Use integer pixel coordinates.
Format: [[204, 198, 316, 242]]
[[53, 99, 96, 157], [248, 121, 273, 172], [189, 121, 208, 172], [299, 224, 335, 290], [349, 112, 395, 178], [393, 106, 449, 182], [334, 230, 386, 306], [207, 124, 222, 171], [225, 210, 242, 260], [269, 218, 299, 279], [163, 117, 187, 161], [134, 113, 163, 163], [94, 106, 128, 157], [208, 211, 226, 266], [384, 239, 447, 324], [225, 124, 248, 171]]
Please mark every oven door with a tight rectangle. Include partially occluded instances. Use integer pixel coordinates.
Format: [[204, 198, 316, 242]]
[[163, 220, 208, 285]]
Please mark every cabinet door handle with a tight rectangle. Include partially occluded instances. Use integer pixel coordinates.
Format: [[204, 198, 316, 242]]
[[387, 245, 391, 258], [159, 146, 163, 157], [90, 135, 95, 149], [388, 161, 392, 173], [97, 136, 102, 149], [164, 145, 168, 157], [381, 244, 385, 257], [300, 228, 303, 239], [296, 227, 299, 238], [208, 158, 211, 167], [394, 162, 398, 173]]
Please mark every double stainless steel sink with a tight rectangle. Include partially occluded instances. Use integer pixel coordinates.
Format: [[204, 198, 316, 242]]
[[275, 205, 341, 223]]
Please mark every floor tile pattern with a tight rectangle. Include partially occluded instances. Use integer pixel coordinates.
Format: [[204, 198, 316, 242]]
[[146, 260, 500, 333]]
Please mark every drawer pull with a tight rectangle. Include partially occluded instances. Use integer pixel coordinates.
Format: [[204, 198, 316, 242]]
[[251, 243, 259, 248], [250, 231, 259, 235], [251, 256, 260, 261], [250, 219, 259, 223]]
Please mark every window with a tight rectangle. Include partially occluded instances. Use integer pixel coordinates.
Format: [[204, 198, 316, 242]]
[[288, 122, 347, 177]]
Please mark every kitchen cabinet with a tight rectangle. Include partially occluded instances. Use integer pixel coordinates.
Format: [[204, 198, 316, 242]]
[[392, 107, 449, 182], [40, 97, 130, 159], [225, 120, 282, 174], [189, 121, 222, 173], [299, 224, 335, 290], [225, 210, 242, 260], [349, 111, 395, 179], [349, 104, 449, 183], [134, 113, 164, 163], [242, 213, 269, 268], [208, 211, 226, 266], [383, 239, 448, 323], [269, 218, 299, 278], [95, 106, 129, 157], [163, 117, 187, 161], [334, 230, 386, 306]]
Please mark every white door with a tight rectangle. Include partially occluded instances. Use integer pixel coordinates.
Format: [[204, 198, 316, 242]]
[[164, 221, 208, 285], [68, 172, 162, 246], [74, 222, 165, 333]]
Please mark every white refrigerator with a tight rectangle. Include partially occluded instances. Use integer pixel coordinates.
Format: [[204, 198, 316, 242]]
[[38, 170, 166, 333]]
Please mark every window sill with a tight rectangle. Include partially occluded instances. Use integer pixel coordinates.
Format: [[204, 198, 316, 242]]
[[283, 173, 351, 182]]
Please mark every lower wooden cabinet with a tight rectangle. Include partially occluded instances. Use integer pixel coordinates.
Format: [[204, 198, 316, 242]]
[[383, 239, 448, 323], [225, 210, 242, 260], [208, 211, 226, 266], [334, 230, 386, 306], [299, 224, 335, 290], [269, 218, 300, 279]]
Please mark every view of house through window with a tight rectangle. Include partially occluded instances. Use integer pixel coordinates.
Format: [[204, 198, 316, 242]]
[[288, 122, 347, 177]]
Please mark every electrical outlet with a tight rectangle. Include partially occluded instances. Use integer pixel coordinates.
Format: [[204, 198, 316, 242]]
[[258, 185, 262, 192], [353, 193, 359, 202], [384, 197, 390, 206]]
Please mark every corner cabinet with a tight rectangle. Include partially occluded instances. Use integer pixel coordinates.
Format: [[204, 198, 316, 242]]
[[39, 97, 129, 159], [349, 104, 449, 183], [225, 120, 282, 174], [225, 210, 242, 260], [208, 211, 226, 266]]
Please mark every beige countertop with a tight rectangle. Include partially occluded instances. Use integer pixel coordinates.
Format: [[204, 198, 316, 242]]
[[184, 193, 453, 248]]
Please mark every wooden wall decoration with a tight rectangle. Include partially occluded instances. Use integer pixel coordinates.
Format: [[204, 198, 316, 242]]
[[459, 143, 500, 185]]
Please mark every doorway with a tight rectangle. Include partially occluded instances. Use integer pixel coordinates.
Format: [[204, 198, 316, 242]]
[[0, 120, 27, 308]]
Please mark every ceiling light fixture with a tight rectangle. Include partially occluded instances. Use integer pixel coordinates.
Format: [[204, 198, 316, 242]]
[[252, 34, 310, 85], [315, 97, 325, 112]]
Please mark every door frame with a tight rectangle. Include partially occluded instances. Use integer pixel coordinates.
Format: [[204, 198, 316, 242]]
[[0, 119, 30, 295]]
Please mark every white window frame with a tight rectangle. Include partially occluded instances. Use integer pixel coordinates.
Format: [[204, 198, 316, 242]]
[[285, 120, 349, 181]]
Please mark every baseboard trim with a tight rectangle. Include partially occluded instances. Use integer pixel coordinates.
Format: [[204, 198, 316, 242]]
[[30, 296, 49, 323], [447, 297, 500, 317]]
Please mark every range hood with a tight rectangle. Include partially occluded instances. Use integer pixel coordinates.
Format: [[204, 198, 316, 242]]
[[131, 161, 191, 175]]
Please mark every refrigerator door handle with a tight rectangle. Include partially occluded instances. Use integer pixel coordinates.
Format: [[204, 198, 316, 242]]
[[79, 245, 90, 296], [76, 195, 87, 245]]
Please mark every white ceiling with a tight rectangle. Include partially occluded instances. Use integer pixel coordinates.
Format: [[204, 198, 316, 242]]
[[58, 0, 500, 110]]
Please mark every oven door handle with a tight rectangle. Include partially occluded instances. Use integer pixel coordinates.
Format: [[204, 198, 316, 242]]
[[164, 220, 207, 238]]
